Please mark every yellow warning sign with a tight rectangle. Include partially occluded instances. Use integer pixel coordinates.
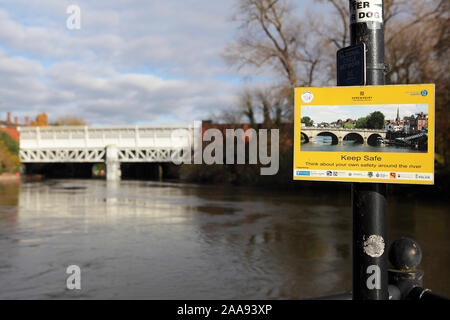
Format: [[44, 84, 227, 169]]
[[294, 84, 435, 185]]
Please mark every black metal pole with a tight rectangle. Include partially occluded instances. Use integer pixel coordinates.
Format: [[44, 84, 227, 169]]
[[349, 0, 388, 300]]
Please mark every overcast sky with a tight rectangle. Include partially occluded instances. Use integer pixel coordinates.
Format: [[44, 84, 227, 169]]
[[301, 104, 429, 124], [0, 0, 322, 125]]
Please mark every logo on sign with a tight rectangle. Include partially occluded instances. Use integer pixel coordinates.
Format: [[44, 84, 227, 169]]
[[421, 90, 428, 96], [296, 171, 310, 176], [301, 91, 314, 104]]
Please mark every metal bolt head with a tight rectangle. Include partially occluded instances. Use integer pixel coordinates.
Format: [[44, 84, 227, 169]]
[[388, 237, 422, 270]]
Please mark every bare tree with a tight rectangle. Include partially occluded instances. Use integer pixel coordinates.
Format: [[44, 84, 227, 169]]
[[52, 116, 87, 126], [315, 0, 349, 49], [318, 0, 449, 162], [229, 87, 288, 126], [225, 0, 328, 86], [224, 0, 327, 123], [224, 0, 301, 88]]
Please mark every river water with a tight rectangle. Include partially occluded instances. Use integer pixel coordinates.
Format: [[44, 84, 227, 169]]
[[0, 179, 448, 299]]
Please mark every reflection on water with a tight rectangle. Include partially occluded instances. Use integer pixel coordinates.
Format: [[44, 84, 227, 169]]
[[302, 136, 425, 153], [0, 180, 448, 299]]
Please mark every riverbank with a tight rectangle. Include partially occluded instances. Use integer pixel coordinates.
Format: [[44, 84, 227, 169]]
[[179, 163, 450, 200], [0, 173, 19, 181]]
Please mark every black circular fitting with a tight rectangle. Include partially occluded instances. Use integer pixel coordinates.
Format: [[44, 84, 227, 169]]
[[389, 237, 422, 270]]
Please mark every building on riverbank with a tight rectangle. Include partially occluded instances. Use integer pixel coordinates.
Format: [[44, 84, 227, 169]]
[[385, 111, 428, 134], [0, 112, 32, 142]]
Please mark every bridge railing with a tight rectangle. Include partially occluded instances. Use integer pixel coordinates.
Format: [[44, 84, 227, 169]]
[[18, 125, 195, 150]]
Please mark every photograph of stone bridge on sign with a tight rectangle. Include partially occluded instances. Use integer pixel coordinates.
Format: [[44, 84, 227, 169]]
[[300, 104, 429, 153]]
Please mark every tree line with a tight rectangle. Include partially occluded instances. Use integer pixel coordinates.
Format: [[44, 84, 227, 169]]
[[28, 113, 87, 126], [0, 131, 20, 174], [301, 111, 386, 129]]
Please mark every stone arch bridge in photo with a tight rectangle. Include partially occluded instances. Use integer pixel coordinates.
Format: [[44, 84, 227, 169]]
[[301, 127, 388, 146]]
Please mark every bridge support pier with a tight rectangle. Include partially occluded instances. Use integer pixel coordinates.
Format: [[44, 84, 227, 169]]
[[158, 164, 163, 181], [106, 145, 121, 181]]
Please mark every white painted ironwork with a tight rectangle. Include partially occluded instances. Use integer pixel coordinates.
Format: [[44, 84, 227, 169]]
[[19, 148, 106, 163], [18, 126, 194, 163], [117, 148, 177, 162]]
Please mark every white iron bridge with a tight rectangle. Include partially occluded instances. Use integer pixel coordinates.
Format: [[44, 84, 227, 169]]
[[18, 126, 195, 180]]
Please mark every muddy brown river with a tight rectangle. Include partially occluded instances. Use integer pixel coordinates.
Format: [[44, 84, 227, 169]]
[[0, 179, 448, 299]]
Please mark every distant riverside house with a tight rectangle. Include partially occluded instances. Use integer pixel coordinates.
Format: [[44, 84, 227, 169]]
[[385, 120, 402, 132], [202, 120, 258, 134], [0, 113, 20, 142], [324, 119, 356, 128], [201, 120, 280, 143], [0, 127, 19, 142], [345, 118, 356, 125], [403, 122, 411, 134], [416, 112, 428, 131], [385, 112, 428, 133], [0, 112, 33, 142], [409, 115, 418, 132]]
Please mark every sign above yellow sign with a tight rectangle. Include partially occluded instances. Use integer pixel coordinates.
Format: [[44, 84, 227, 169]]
[[350, 0, 383, 24], [337, 43, 366, 86], [293, 84, 435, 185]]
